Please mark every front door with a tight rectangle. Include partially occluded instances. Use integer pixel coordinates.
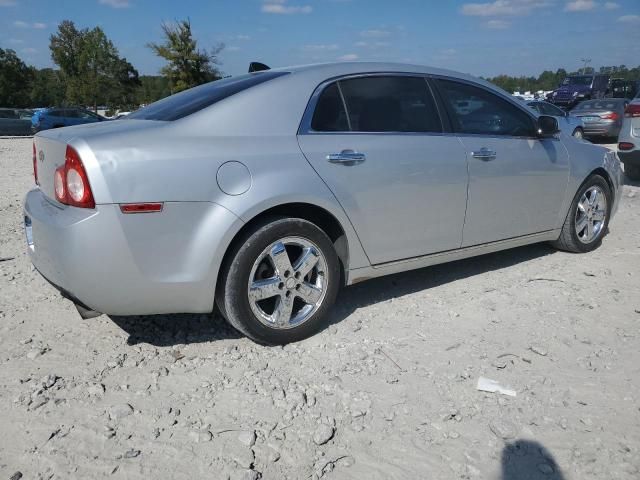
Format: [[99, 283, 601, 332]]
[[298, 75, 469, 265], [434, 78, 570, 247]]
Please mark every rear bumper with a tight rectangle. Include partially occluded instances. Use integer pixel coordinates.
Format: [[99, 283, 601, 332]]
[[618, 149, 640, 166], [583, 123, 620, 138], [23, 188, 242, 315]]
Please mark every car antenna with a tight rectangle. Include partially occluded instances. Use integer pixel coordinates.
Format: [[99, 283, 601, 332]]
[[249, 62, 270, 73]]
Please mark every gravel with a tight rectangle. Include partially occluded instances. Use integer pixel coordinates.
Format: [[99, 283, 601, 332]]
[[1, 137, 639, 479]]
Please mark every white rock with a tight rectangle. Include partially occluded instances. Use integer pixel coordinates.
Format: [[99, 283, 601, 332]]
[[313, 424, 335, 445]]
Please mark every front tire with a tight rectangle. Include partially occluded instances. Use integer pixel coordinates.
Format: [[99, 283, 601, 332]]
[[216, 217, 340, 345], [572, 128, 584, 139], [551, 174, 611, 253]]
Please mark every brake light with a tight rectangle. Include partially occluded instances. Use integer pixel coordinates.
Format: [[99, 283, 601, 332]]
[[32, 141, 38, 185], [53, 145, 95, 208], [600, 112, 619, 120], [619, 142, 635, 151], [625, 104, 640, 118]]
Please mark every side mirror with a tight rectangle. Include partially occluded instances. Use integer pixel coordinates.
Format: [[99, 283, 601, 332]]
[[537, 115, 559, 138]]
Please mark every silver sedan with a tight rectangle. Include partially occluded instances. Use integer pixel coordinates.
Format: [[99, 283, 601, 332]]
[[24, 62, 623, 344]]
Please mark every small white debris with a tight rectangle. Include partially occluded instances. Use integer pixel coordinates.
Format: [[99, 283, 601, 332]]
[[476, 377, 516, 397]]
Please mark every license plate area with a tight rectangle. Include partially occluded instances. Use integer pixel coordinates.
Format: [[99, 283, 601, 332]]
[[582, 116, 599, 123]]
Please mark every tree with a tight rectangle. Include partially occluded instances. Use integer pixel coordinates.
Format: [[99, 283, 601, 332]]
[[29, 68, 65, 107], [137, 75, 171, 105], [147, 19, 223, 93], [0, 48, 33, 107], [49, 20, 141, 111]]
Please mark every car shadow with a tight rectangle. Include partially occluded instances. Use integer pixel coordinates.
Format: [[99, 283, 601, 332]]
[[501, 439, 566, 480], [326, 242, 555, 327], [109, 242, 555, 346], [109, 311, 242, 346]]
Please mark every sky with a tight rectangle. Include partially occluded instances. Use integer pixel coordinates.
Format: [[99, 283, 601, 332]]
[[1, 0, 639, 78]]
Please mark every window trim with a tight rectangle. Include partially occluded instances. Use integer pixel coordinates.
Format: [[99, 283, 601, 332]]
[[429, 75, 542, 140], [298, 72, 446, 136]]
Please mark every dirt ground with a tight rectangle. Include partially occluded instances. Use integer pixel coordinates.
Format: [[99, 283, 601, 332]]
[[1, 136, 639, 480]]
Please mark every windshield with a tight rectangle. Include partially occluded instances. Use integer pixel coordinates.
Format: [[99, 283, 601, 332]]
[[562, 76, 593, 86], [127, 71, 289, 121]]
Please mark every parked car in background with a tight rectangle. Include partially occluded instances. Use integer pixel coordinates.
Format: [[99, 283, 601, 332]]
[[0, 108, 34, 136], [608, 78, 639, 100], [548, 74, 611, 109], [32, 107, 106, 133], [570, 98, 628, 141], [527, 100, 585, 138], [24, 62, 623, 345], [618, 93, 640, 180]]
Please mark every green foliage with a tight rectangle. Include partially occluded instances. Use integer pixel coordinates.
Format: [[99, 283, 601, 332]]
[[487, 65, 640, 93], [486, 68, 569, 93], [49, 20, 141, 110], [137, 75, 171, 105], [147, 19, 223, 93], [0, 48, 34, 107], [29, 68, 65, 107]]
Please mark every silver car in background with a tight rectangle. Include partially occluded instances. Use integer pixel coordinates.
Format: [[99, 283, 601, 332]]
[[570, 98, 629, 141], [24, 62, 623, 344], [526, 100, 585, 139], [618, 93, 640, 181]]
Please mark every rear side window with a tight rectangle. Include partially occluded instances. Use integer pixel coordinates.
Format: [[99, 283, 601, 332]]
[[436, 79, 535, 137], [310, 75, 442, 133], [311, 83, 349, 131], [127, 71, 289, 121], [342, 76, 441, 133]]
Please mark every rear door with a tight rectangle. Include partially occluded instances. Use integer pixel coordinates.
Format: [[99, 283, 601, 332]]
[[434, 78, 569, 247], [297, 74, 469, 265]]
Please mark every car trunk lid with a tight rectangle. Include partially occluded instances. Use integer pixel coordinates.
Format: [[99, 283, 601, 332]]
[[34, 120, 165, 203]]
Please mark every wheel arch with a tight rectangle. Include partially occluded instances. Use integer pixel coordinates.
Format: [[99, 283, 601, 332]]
[[216, 202, 352, 297]]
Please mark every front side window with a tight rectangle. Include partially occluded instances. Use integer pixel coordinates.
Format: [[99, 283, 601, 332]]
[[538, 102, 564, 117], [436, 79, 536, 137]]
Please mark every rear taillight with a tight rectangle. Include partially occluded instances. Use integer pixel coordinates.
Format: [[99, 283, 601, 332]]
[[619, 142, 635, 151], [32, 141, 38, 185], [600, 112, 619, 120], [625, 104, 640, 118], [53, 145, 95, 208]]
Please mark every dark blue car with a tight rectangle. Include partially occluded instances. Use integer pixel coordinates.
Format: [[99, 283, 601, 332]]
[[548, 74, 611, 109], [32, 107, 106, 133]]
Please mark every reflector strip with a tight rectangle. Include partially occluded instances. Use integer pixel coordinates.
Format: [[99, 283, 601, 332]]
[[120, 203, 164, 214]]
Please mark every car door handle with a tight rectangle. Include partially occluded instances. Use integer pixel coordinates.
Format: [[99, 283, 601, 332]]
[[471, 148, 497, 161], [327, 150, 366, 165]]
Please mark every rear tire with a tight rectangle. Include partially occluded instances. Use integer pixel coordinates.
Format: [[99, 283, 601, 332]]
[[572, 128, 584, 139], [216, 217, 340, 345], [551, 174, 611, 253], [625, 164, 640, 181]]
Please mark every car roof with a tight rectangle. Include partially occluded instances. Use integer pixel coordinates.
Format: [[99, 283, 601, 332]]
[[270, 61, 480, 83]]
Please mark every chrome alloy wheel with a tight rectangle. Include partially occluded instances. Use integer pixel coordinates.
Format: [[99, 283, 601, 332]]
[[248, 237, 328, 329], [575, 185, 607, 244]]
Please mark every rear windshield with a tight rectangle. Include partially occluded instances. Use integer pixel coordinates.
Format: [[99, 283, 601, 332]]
[[574, 99, 625, 110], [126, 71, 289, 121]]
